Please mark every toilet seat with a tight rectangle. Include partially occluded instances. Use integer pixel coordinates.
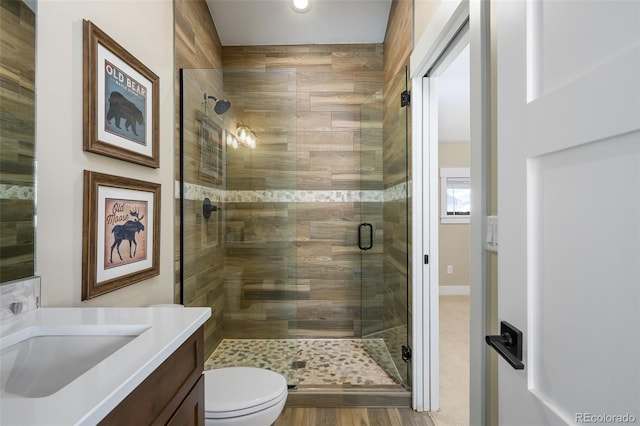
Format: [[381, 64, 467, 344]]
[[204, 367, 287, 420]]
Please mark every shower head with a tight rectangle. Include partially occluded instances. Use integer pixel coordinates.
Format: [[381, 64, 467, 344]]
[[204, 93, 231, 115]]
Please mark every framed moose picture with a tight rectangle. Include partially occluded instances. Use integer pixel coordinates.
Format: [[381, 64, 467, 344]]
[[82, 170, 161, 300], [83, 20, 159, 168]]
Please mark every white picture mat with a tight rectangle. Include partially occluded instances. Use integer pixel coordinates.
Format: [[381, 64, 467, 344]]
[[96, 185, 155, 283]]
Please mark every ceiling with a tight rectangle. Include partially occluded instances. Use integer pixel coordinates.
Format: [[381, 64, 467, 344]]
[[205, 0, 393, 46]]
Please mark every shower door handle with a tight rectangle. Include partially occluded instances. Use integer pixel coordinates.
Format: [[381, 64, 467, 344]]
[[358, 223, 373, 250]]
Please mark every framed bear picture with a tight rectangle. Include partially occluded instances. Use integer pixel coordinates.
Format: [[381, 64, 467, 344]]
[[83, 20, 159, 168]]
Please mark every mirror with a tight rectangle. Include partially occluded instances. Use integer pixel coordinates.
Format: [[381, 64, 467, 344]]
[[0, 0, 36, 283]]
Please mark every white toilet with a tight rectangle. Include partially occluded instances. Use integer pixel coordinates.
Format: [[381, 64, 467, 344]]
[[203, 367, 288, 425], [150, 305, 288, 424]]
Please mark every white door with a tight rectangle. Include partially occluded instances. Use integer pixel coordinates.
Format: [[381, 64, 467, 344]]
[[495, 0, 640, 425]]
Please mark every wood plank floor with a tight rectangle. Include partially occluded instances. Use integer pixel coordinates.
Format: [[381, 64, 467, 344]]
[[274, 407, 435, 426]]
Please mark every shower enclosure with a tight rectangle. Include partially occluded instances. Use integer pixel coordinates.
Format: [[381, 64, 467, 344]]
[[179, 59, 410, 403]]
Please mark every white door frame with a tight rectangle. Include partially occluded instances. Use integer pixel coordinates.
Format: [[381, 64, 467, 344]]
[[410, 1, 490, 424]]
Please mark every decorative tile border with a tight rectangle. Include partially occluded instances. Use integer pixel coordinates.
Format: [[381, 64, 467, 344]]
[[177, 181, 411, 203], [225, 189, 383, 203], [175, 181, 225, 203], [384, 181, 410, 202], [0, 184, 35, 200]]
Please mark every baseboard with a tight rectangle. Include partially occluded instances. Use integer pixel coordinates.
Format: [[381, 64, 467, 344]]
[[439, 285, 470, 295]]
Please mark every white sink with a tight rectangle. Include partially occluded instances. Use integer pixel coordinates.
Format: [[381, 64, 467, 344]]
[[0, 325, 150, 398]]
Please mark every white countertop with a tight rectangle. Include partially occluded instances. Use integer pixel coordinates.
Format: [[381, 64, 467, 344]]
[[0, 306, 211, 426]]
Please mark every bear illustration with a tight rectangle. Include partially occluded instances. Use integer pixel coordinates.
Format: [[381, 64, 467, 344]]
[[106, 91, 145, 137]]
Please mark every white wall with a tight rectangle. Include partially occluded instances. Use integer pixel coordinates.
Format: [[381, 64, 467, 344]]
[[36, 0, 174, 307]]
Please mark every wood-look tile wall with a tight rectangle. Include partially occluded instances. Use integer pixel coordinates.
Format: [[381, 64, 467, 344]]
[[382, 0, 413, 376], [175, 0, 226, 357], [0, 1, 35, 283], [384, 0, 413, 83], [222, 45, 384, 338], [174, 0, 413, 355], [381, 69, 409, 341], [361, 92, 385, 337]]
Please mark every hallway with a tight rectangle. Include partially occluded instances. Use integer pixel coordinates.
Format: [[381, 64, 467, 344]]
[[430, 295, 470, 426]]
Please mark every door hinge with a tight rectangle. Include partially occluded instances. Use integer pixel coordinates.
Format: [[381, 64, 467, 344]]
[[424, 254, 429, 264], [400, 90, 411, 107], [402, 345, 412, 362]]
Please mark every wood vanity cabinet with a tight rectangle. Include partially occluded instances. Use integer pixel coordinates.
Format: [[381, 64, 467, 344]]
[[99, 326, 205, 426]]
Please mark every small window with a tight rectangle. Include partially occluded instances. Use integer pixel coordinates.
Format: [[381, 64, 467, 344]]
[[440, 168, 470, 224]]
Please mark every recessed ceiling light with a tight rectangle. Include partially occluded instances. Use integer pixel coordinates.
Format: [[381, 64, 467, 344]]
[[291, 0, 311, 13]]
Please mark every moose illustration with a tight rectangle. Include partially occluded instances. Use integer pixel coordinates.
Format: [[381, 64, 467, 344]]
[[106, 91, 145, 137], [110, 209, 145, 263]]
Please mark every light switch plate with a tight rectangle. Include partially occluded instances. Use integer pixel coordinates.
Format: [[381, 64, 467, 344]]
[[486, 215, 498, 252]]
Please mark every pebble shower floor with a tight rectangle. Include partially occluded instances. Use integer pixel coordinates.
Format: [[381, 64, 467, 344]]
[[205, 339, 404, 388]]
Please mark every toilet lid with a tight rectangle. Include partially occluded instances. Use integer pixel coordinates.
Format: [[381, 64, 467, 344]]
[[204, 367, 287, 417]]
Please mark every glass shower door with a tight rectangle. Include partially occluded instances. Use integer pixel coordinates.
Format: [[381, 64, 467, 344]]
[[180, 67, 300, 385], [179, 69, 229, 357], [360, 66, 410, 388]]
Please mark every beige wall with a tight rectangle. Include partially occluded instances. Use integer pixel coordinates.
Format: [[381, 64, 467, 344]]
[[438, 142, 470, 287], [36, 0, 175, 306], [414, 0, 441, 46]]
